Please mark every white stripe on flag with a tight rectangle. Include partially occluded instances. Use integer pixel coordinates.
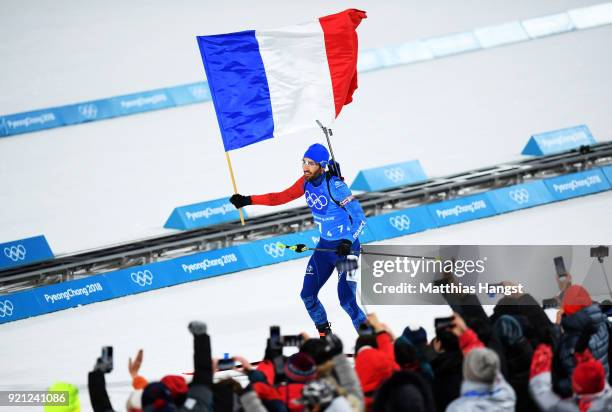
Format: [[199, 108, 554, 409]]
[[256, 21, 336, 137]]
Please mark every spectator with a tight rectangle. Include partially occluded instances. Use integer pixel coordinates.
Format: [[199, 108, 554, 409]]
[[556, 285, 610, 396], [297, 379, 353, 411], [429, 329, 463, 411], [372, 371, 435, 412], [493, 314, 537, 411], [354, 314, 399, 411], [530, 344, 612, 411], [445, 313, 516, 411]]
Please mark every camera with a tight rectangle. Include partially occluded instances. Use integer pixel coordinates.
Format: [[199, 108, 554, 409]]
[[591, 246, 609, 263], [217, 356, 235, 371], [357, 322, 375, 336], [554, 256, 568, 279], [542, 297, 558, 310], [96, 346, 113, 373]]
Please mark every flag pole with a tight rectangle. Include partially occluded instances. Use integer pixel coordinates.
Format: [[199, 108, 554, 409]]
[[225, 151, 246, 226]]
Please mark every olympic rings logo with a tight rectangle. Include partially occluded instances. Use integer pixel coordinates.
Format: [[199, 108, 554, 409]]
[[384, 168, 405, 183], [389, 214, 411, 231], [0, 300, 14, 318], [4, 245, 26, 262], [305, 191, 328, 210], [264, 243, 285, 258], [509, 188, 529, 204], [131, 270, 153, 286]]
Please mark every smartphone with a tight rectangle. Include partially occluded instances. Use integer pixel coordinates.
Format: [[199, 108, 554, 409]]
[[554, 256, 568, 279], [542, 298, 558, 310], [101, 346, 113, 373], [282, 335, 304, 347], [434, 316, 454, 331], [217, 357, 235, 371], [269, 326, 282, 351]]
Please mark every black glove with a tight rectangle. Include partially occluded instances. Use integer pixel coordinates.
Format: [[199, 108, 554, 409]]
[[323, 334, 344, 358], [336, 239, 353, 256], [230, 194, 252, 209], [294, 244, 308, 253]]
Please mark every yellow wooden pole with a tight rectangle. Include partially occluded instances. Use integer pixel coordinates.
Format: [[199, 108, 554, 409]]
[[225, 151, 246, 226]]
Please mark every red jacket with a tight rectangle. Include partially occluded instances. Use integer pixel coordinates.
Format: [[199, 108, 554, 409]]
[[255, 359, 305, 411], [355, 332, 399, 411]]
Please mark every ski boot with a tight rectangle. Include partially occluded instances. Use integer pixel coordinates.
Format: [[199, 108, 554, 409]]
[[316, 322, 332, 338]]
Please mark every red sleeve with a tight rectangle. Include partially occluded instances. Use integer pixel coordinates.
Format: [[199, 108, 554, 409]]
[[256, 359, 275, 386], [251, 176, 305, 206], [458, 328, 485, 355], [376, 332, 399, 369]]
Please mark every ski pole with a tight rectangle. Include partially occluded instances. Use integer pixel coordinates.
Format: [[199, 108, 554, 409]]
[[277, 243, 441, 260]]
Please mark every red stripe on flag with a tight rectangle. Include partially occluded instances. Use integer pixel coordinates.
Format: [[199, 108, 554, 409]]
[[319, 9, 367, 117]]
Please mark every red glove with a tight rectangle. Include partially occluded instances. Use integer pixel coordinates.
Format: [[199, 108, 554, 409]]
[[530, 344, 553, 379]]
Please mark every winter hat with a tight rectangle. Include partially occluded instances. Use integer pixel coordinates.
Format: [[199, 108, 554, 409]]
[[401, 326, 427, 346], [572, 353, 606, 395], [355, 348, 397, 393], [303, 143, 329, 168], [160, 375, 188, 406], [44, 382, 80, 412], [300, 338, 330, 365], [463, 348, 500, 384], [126, 389, 143, 412], [563, 285, 593, 315], [394, 336, 418, 367], [297, 379, 337, 408], [284, 352, 317, 383], [494, 315, 524, 347], [142, 382, 177, 412]]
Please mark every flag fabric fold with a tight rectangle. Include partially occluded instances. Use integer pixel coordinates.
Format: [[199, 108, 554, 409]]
[[197, 9, 367, 151]]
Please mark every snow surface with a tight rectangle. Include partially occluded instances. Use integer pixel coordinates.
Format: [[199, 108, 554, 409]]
[[1, 0, 612, 411]]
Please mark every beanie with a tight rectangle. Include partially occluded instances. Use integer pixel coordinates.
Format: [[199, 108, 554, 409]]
[[494, 315, 524, 347], [284, 352, 317, 383], [44, 382, 80, 412], [562, 285, 592, 315], [401, 326, 428, 346], [463, 348, 500, 384], [303, 144, 329, 168], [160, 375, 188, 406]]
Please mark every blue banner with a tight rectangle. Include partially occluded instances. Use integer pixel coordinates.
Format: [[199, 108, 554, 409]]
[[111, 89, 175, 116], [2, 109, 63, 136], [0, 235, 54, 270], [522, 125, 596, 156], [0, 289, 42, 324], [32, 275, 117, 313], [544, 169, 610, 200], [166, 82, 212, 106], [0, 118, 6, 137], [486, 181, 555, 213], [173, 246, 249, 282], [427, 194, 498, 227], [350, 160, 427, 192], [58, 99, 116, 125], [602, 165, 612, 185], [367, 206, 435, 240], [103, 263, 179, 295], [164, 197, 247, 230]]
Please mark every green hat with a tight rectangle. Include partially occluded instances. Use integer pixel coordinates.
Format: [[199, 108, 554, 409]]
[[44, 382, 80, 412]]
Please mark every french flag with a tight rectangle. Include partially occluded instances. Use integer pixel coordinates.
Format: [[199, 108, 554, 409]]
[[197, 9, 367, 151]]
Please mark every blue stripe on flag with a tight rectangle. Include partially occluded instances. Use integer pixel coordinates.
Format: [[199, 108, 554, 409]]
[[197, 31, 274, 151]]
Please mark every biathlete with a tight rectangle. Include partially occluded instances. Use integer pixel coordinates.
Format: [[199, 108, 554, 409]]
[[229, 143, 368, 336]]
